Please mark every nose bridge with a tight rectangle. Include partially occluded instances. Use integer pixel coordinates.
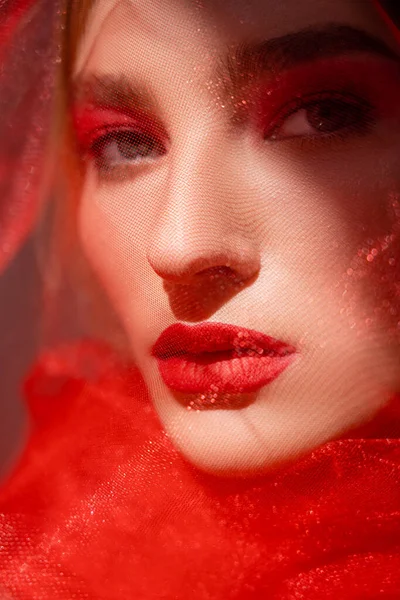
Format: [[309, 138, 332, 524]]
[[146, 125, 261, 283], [168, 128, 234, 227]]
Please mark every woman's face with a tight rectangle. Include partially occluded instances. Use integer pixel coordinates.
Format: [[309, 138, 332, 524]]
[[74, 0, 400, 475]]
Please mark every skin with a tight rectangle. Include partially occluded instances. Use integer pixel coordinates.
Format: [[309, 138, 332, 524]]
[[74, 0, 400, 475]]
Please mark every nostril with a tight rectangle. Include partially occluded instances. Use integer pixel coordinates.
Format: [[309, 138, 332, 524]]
[[195, 265, 253, 289], [196, 265, 235, 278]]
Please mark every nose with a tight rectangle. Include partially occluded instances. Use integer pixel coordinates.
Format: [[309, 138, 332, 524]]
[[146, 134, 261, 286]]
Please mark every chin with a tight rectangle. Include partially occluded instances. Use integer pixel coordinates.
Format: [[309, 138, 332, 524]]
[[140, 352, 397, 476], [144, 375, 318, 476], [132, 326, 400, 476]]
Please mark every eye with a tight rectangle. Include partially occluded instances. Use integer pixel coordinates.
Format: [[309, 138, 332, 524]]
[[90, 129, 166, 171], [267, 92, 374, 141]]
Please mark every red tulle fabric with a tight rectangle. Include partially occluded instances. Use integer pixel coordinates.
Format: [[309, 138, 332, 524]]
[[0, 341, 399, 599], [0, 0, 60, 273]]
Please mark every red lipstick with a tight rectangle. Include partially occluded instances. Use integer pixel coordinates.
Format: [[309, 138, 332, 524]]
[[151, 323, 296, 400]]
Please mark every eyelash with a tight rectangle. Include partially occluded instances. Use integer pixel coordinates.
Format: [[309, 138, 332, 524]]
[[83, 89, 377, 177], [264, 90, 375, 142], [89, 127, 166, 174]]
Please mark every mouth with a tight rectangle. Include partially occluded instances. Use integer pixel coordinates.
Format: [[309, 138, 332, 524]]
[[151, 323, 297, 406]]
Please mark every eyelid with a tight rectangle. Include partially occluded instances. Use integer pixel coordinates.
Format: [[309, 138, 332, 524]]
[[73, 104, 167, 150], [250, 54, 400, 124], [264, 90, 373, 139], [87, 125, 153, 153]]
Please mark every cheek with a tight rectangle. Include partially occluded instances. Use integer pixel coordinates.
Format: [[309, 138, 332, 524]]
[[78, 187, 141, 310], [311, 152, 400, 339], [260, 143, 400, 349], [78, 179, 166, 351], [338, 223, 400, 340]]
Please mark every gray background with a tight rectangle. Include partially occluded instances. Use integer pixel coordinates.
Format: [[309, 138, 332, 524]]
[[0, 239, 39, 479]]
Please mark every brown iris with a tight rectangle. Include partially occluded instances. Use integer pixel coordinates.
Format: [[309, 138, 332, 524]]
[[305, 98, 365, 133]]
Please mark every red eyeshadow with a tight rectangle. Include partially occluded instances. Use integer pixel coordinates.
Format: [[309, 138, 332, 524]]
[[251, 55, 400, 127], [73, 104, 166, 150]]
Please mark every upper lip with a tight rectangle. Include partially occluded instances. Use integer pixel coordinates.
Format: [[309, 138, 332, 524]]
[[151, 322, 296, 359]]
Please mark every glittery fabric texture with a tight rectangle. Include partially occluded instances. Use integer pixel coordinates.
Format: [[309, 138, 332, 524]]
[[0, 342, 399, 599]]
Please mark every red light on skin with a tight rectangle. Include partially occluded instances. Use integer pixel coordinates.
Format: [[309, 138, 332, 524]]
[[247, 54, 400, 131], [72, 104, 166, 152]]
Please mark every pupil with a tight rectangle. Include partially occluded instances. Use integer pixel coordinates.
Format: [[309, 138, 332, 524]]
[[306, 99, 359, 133], [117, 132, 155, 159]]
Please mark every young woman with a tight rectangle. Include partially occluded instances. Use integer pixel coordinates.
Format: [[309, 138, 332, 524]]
[[0, 0, 399, 597]]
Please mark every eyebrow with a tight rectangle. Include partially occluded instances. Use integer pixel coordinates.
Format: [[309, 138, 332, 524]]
[[72, 24, 400, 113], [223, 24, 400, 88], [72, 73, 158, 114]]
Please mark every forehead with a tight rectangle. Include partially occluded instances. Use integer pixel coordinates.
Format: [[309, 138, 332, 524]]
[[75, 0, 389, 75]]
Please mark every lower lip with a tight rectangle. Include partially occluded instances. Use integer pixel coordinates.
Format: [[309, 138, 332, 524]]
[[154, 349, 295, 395]]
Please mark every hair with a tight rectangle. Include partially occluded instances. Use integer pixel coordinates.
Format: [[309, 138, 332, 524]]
[[64, 0, 96, 75], [38, 0, 126, 350]]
